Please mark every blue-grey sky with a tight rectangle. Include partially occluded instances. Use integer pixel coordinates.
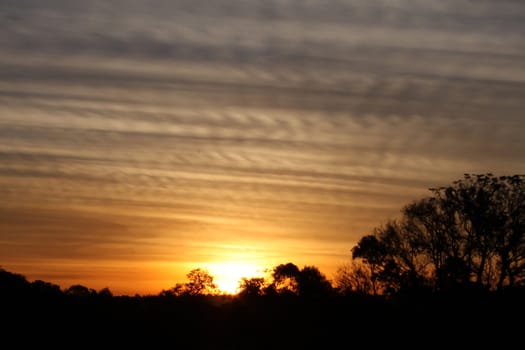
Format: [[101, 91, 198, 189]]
[[1, 0, 524, 295]]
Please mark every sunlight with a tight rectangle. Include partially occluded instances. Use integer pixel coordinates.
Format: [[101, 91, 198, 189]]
[[207, 262, 266, 295]]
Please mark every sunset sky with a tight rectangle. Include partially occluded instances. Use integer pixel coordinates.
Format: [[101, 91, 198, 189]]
[[1, 0, 524, 295]]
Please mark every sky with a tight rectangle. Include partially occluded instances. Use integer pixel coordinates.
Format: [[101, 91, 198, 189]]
[[1, 0, 524, 295]]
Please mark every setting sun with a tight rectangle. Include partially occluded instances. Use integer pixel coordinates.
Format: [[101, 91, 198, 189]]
[[207, 262, 267, 295]]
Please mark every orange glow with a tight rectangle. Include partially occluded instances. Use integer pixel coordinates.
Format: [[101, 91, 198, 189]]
[[1, 0, 522, 298], [207, 262, 267, 295]]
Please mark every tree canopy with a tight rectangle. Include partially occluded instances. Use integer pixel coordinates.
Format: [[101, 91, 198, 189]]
[[161, 268, 218, 296], [265, 263, 333, 297], [345, 174, 525, 295]]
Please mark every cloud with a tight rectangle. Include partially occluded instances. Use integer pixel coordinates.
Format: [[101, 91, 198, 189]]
[[0, 0, 524, 294]]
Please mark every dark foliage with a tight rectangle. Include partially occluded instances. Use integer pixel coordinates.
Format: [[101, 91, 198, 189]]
[[350, 174, 525, 294], [1, 265, 522, 349]]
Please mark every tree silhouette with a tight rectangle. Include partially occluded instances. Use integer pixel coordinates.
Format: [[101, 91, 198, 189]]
[[350, 235, 390, 295], [296, 265, 333, 297], [270, 262, 301, 295], [267, 263, 333, 297], [98, 287, 113, 298], [30, 280, 62, 298], [185, 268, 217, 295], [238, 277, 266, 297], [349, 173, 525, 294], [162, 268, 218, 296], [65, 284, 96, 297], [334, 261, 375, 295], [0, 267, 30, 297]]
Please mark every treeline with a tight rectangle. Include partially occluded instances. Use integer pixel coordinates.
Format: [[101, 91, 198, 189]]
[[1, 262, 523, 348], [2, 263, 522, 348], [1, 173, 524, 348], [161, 173, 525, 299], [340, 174, 525, 295]]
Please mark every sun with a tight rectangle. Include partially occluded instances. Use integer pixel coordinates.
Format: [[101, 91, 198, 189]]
[[207, 262, 266, 295]]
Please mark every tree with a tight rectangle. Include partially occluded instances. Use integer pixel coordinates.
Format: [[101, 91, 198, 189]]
[[185, 268, 217, 295], [334, 261, 375, 295], [271, 263, 301, 295], [420, 174, 525, 291], [31, 280, 62, 298], [296, 265, 333, 297], [268, 263, 333, 297], [349, 174, 525, 294], [238, 277, 266, 297], [0, 268, 30, 297], [65, 284, 96, 297], [98, 287, 113, 298], [162, 268, 218, 296], [350, 235, 388, 295]]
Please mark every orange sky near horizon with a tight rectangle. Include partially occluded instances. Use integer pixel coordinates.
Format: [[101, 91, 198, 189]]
[[1, 0, 524, 296]]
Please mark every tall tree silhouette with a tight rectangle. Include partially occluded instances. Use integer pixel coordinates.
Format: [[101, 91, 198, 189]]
[[349, 174, 525, 294]]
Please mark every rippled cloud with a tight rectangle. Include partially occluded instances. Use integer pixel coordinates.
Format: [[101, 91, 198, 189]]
[[1, 0, 524, 294]]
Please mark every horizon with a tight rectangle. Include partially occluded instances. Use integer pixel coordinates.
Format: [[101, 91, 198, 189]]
[[1, 0, 524, 296]]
